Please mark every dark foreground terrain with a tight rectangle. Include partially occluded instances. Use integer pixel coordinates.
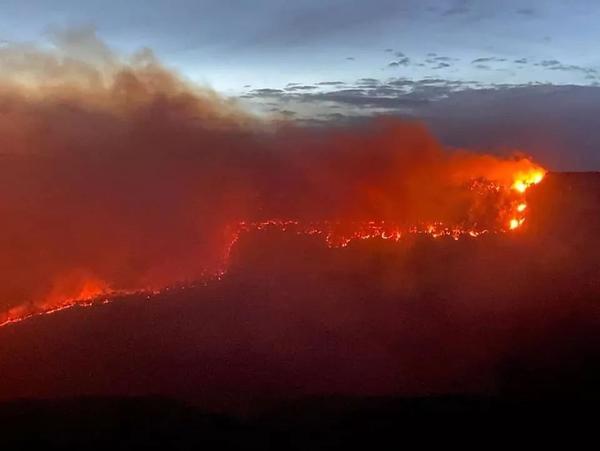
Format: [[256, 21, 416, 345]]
[[0, 172, 598, 447], [0, 394, 597, 448]]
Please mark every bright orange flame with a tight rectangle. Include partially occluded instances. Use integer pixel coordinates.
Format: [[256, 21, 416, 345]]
[[513, 181, 527, 193], [509, 218, 525, 230], [233, 220, 489, 249], [507, 168, 544, 232], [532, 172, 544, 184], [512, 169, 546, 193]]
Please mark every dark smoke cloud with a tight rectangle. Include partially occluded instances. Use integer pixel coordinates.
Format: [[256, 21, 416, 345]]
[[0, 29, 541, 320], [0, 29, 261, 315]]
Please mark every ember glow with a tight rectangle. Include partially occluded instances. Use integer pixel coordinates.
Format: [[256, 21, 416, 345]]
[[0, 30, 547, 328]]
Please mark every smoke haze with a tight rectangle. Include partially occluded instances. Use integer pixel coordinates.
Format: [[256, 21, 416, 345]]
[[0, 29, 544, 322]]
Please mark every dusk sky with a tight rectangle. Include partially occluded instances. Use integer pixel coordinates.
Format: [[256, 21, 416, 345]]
[[2, 0, 600, 169]]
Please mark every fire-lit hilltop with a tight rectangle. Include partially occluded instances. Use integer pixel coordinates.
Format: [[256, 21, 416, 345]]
[[0, 171, 598, 408]]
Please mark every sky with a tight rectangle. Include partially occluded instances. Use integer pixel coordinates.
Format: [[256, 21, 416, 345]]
[[1, 0, 600, 169]]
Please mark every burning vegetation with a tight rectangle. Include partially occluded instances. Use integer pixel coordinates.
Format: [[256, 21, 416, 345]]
[[0, 30, 547, 327], [231, 165, 545, 248]]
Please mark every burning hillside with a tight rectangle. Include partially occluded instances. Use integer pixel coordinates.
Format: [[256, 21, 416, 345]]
[[0, 30, 547, 326], [0, 172, 598, 408], [0, 159, 545, 327]]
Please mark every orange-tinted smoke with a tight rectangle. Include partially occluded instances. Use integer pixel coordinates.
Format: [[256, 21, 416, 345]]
[[0, 29, 545, 324]]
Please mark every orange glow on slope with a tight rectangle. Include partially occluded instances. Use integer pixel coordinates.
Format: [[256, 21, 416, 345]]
[[0, 163, 547, 329], [1, 276, 118, 328], [0, 284, 162, 328]]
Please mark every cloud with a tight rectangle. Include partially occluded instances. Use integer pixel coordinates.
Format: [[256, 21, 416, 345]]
[[248, 0, 408, 47], [250, 88, 285, 96], [432, 56, 457, 62], [356, 78, 380, 86], [294, 89, 430, 109], [549, 64, 597, 76], [443, 6, 470, 16], [472, 57, 507, 63], [242, 76, 485, 121], [425, 85, 600, 170], [316, 81, 346, 86], [271, 108, 296, 117], [535, 60, 598, 76], [388, 57, 410, 67], [516, 7, 535, 16], [285, 85, 318, 91], [538, 59, 561, 67], [242, 76, 600, 171]]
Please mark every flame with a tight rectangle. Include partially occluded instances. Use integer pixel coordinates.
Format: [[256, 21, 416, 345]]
[[505, 169, 544, 230], [232, 220, 489, 249], [0, 162, 547, 329], [509, 218, 524, 230], [512, 169, 546, 193], [513, 181, 528, 193], [230, 164, 546, 248], [0, 275, 114, 327]]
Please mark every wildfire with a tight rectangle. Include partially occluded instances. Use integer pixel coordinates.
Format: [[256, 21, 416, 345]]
[[0, 285, 167, 329], [0, 278, 126, 328], [507, 168, 545, 230], [0, 163, 547, 329], [231, 220, 489, 249], [233, 166, 546, 240]]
